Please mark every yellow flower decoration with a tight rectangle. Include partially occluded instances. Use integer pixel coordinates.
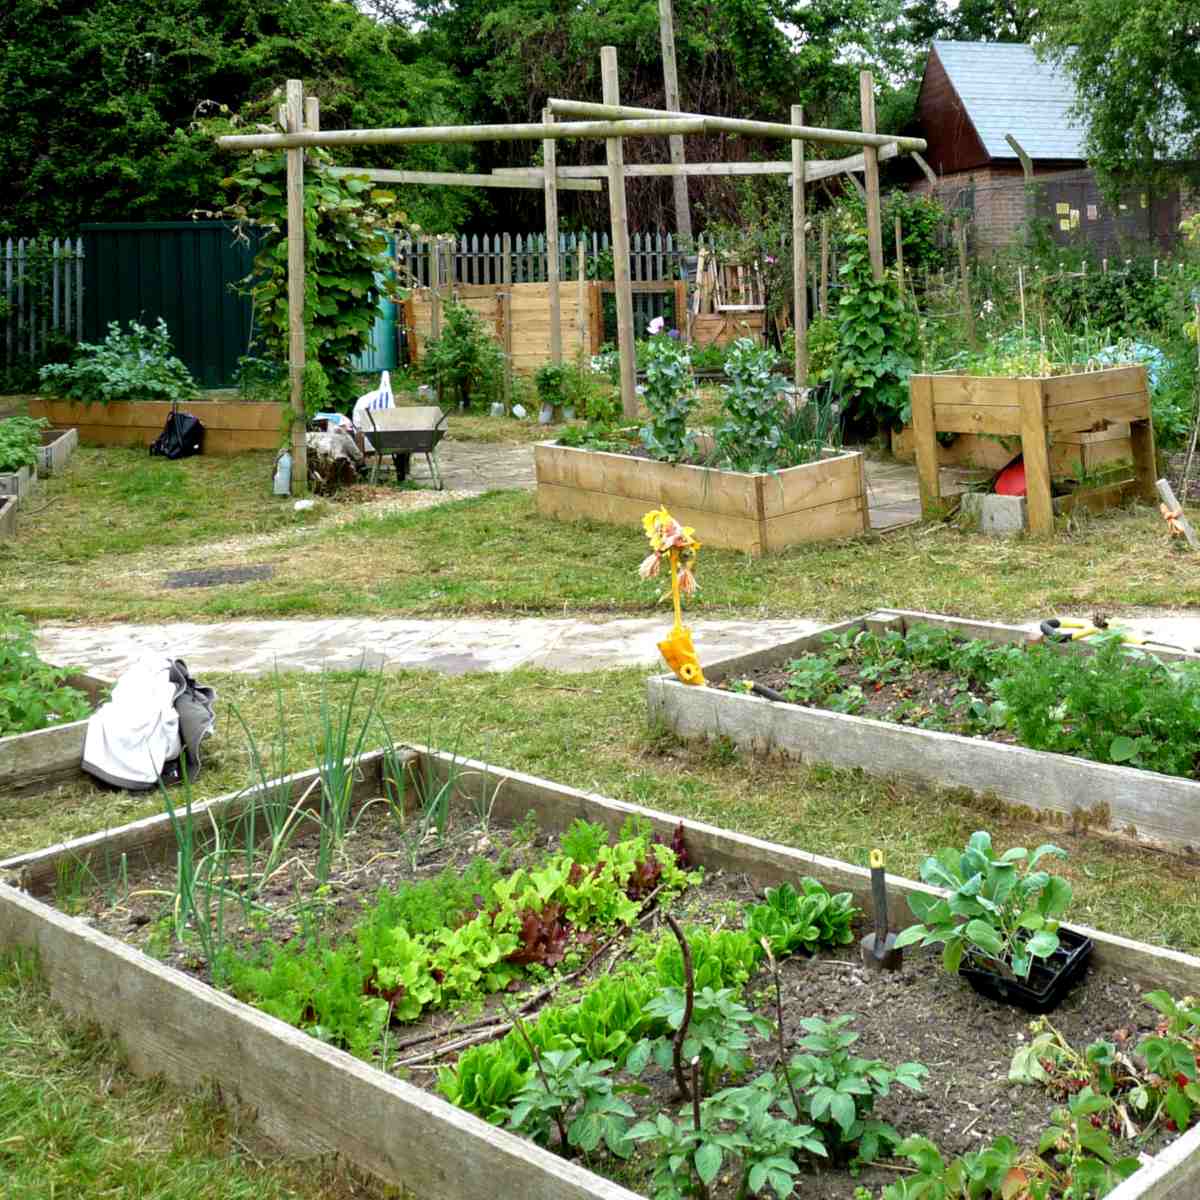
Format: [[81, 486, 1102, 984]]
[[638, 506, 705, 686]]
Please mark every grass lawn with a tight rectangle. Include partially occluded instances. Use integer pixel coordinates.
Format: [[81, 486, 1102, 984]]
[[7, 666, 1199, 956], [4, 447, 1195, 623]]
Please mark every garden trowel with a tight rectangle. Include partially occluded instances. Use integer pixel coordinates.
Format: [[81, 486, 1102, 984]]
[[859, 849, 902, 972]]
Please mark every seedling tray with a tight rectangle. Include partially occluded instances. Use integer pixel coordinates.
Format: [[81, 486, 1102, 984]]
[[3, 749, 1200, 1199], [961, 926, 1094, 1014], [647, 609, 1200, 853]]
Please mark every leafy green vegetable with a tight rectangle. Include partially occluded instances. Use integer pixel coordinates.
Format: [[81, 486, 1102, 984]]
[[745, 879, 859, 958]]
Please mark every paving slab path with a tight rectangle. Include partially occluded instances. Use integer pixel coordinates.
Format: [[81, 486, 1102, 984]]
[[36, 612, 1200, 682]]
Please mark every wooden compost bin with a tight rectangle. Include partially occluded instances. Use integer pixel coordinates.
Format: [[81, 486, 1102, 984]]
[[2, 747, 1200, 1200], [647, 608, 1200, 854], [535, 443, 868, 555], [890, 423, 1134, 477], [908, 366, 1156, 534], [28, 398, 286, 455], [0, 672, 110, 797]]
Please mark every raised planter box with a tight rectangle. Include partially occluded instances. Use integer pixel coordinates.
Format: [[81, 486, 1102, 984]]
[[647, 609, 1200, 854], [0, 462, 36, 505], [909, 367, 1156, 534], [38, 426, 78, 476], [28, 398, 286, 456], [0, 672, 109, 797], [535, 441, 868, 555], [891, 423, 1134, 476], [0, 494, 15, 539], [3, 746, 1200, 1200]]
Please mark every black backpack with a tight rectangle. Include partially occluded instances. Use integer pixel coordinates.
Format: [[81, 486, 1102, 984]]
[[149, 402, 204, 460]]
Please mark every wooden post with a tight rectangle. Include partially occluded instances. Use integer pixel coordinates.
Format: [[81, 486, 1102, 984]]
[[791, 104, 808, 391], [859, 71, 883, 282], [501, 289, 514, 408], [1131, 414, 1158, 504], [285, 79, 308, 495], [429, 238, 444, 340], [819, 215, 830, 318], [894, 214, 904, 294], [576, 240, 587, 365], [543, 109, 562, 367], [956, 217, 976, 349], [911, 376, 940, 519], [1156, 479, 1199, 549], [502, 232, 512, 286], [602, 46, 638, 420], [1019, 378, 1054, 536], [657, 0, 692, 240]]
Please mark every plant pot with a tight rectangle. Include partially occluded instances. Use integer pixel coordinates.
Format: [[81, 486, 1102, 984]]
[[960, 926, 1094, 1013]]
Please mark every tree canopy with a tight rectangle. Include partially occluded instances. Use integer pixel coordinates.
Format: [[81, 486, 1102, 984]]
[[1038, 0, 1200, 191]]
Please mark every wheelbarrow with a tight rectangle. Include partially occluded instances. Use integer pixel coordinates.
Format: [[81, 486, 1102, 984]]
[[364, 406, 447, 490]]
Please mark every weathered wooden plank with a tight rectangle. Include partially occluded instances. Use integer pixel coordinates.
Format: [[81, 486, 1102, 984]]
[[763, 451, 863, 517], [649, 663, 1200, 855], [925, 375, 1027, 407], [0, 495, 16, 538], [761, 494, 867, 551], [1108, 1122, 1200, 1199], [931, 403, 1023, 436], [1042, 366, 1147, 406], [1045, 393, 1152, 434]]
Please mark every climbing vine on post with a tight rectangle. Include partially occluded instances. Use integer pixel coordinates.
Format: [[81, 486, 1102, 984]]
[[214, 119, 413, 417]]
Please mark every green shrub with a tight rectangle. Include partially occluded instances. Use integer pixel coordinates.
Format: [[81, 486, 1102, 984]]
[[38, 319, 197, 405], [0, 416, 47, 474], [422, 302, 505, 411], [0, 613, 92, 736], [715, 338, 790, 472]]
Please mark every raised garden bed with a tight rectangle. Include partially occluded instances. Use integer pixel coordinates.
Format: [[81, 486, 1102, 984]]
[[0, 494, 15, 539], [648, 609, 1200, 854], [535, 442, 867, 555], [0, 462, 36, 505], [0, 670, 109, 798], [37, 425, 78, 476], [28, 397, 286, 455], [3, 748, 1200, 1200], [908, 367, 1156, 534]]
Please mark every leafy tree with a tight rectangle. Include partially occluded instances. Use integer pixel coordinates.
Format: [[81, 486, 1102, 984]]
[[0, 0, 472, 235], [1038, 0, 1200, 193]]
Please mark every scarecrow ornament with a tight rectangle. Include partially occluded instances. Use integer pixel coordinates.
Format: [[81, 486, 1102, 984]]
[[639, 507, 705, 686]]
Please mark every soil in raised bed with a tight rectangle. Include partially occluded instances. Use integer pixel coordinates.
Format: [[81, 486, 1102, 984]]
[[728, 623, 1200, 783], [62, 796, 1176, 1200]]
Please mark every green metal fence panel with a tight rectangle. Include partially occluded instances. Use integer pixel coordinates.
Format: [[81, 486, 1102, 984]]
[[81, 222, 257, 389]]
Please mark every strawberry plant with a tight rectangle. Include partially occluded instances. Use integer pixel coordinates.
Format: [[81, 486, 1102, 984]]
[[1134, 991, 1200, 1132]]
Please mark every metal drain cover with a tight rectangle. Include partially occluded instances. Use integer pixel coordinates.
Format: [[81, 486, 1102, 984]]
[[164, 564, 275, 589]]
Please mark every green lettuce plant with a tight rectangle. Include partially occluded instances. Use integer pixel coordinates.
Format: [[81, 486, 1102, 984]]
[[895, 831, 1073, 980]]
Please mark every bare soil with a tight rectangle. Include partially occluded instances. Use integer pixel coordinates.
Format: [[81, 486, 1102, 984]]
[[64, 801, 1172, 1200]]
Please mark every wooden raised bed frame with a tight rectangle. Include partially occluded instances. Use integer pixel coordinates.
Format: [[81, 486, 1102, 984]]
[[647, 609, 1200, 855], [2, 746, 1200, 1199], [891, 423, 1134, 477], [535, 442, 867, 555], [0, 672, 110, 797], [28, 398, 286, 455], [909, 366, 1156, 534]]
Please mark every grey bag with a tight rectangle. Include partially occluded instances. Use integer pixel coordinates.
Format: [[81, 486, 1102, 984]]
[[160, 659, 216, 785]]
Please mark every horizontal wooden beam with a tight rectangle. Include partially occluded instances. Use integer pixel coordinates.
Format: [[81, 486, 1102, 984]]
[[217, 118, 707, 152], [492, 142, 899, 184], [546, 99, 926, 152], [325, 166, 602, 193]]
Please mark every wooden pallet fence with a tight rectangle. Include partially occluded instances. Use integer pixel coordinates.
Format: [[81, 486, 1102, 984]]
[[3, 237, 84, 365]]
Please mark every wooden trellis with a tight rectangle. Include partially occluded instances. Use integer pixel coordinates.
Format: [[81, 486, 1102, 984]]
[[216, 52, 926, 493]]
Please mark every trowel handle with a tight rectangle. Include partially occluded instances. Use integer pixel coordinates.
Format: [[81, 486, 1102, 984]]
[[869, 848, 888, 939]]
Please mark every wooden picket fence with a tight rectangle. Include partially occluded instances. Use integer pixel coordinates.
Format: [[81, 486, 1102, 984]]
[[3, 238, 84, 365]]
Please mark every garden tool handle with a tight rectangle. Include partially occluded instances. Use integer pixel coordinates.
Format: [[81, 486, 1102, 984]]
[[869, 849, 888, 946]]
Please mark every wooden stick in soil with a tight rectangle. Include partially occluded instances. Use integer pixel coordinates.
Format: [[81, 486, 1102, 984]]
[[665, 912, 695, 1101], [690, 1056, 708, 1200], [761, 938, 801, 1115], [395, 887, 666, 1065], [506, 1001, 569, 1153]]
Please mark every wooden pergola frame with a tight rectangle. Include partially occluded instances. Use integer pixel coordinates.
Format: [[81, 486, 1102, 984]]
[[217, 50, 926, 493]]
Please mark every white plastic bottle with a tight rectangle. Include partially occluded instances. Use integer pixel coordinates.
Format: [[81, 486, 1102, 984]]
[[273, 450, 292, 496]]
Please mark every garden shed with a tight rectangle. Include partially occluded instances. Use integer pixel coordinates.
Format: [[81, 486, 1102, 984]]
[[907, 41, 1182, 252]]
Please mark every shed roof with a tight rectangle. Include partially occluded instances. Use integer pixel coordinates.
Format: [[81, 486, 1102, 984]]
[[931, 41, 1086, 162]]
